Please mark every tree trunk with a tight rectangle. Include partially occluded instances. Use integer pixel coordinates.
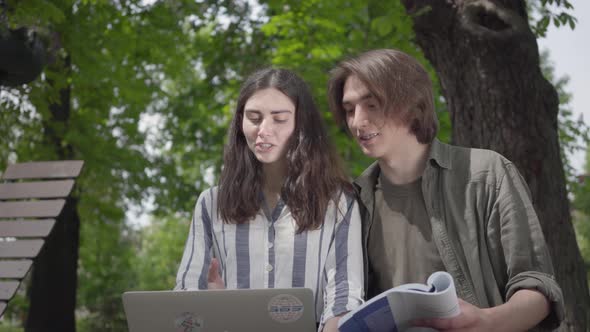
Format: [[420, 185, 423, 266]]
[[25, 199, 80, 332], [25, 55, 79, 332], [400, 0, 589, 331]]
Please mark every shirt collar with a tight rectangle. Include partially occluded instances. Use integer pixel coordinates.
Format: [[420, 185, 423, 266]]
[[353, 138, 452, 195], [428, 139, 452, 170], [353, 161, 380, 193]]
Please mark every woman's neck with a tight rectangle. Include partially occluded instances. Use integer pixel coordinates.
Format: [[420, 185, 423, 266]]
[[262, 160, 287, 211]]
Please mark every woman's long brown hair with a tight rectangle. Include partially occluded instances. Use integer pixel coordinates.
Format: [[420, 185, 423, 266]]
[[218, 68, 351, 233]]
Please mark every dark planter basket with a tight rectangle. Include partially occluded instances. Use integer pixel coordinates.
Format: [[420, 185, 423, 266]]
[[0, 27, 45, 86]]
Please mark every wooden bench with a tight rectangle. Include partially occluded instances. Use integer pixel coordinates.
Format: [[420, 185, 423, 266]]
[[0, 160, 83, 318]]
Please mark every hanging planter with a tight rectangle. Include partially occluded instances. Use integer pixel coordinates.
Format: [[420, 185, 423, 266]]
[[0, 27, 45, 86]]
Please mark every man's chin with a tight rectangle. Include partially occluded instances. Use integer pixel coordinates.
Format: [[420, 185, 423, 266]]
[[360, 147, 381, 159]]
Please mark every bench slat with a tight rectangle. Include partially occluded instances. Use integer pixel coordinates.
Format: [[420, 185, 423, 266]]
[[0, 240, 44, 258], [0, 200, 65, 218], [0, 281, 20, 301], [2, 161, 83, 180], [0, 260, 32, 278], [0, 219, 55, 237], [0, 180, 75, 200]]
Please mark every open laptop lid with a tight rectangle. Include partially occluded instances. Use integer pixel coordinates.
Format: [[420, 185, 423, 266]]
[[122, 288, 316, 332]]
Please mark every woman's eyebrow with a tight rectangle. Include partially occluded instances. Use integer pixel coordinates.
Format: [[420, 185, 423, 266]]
[[244, 109, 292, 114], [270, 110, 292, 115], [244, 109, 261, 114]]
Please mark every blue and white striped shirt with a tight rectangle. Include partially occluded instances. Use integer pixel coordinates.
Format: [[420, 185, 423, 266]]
[[175, 187, 364, 325]]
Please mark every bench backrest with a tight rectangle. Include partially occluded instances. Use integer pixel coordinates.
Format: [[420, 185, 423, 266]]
[[0, 160, 83, 317]]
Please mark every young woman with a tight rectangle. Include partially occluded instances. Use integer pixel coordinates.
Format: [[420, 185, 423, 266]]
[[174, 68, 363, 330]]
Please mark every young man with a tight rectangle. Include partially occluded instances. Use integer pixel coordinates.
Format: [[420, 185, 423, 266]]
[[328, 49, 564, 331]]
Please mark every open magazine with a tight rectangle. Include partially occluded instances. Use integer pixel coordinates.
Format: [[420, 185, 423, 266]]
[[338, 271, 460, 332]]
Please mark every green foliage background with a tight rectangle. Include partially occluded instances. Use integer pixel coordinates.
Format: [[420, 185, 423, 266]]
[[0, 0, 586, 331]]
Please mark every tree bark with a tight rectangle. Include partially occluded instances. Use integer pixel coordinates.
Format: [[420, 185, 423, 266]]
[[401, 0, 589, 331], [25, 55, 79, 332], [25, 199, 79, 332]]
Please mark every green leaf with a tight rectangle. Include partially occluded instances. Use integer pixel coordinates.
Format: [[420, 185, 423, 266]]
[[372, 15, 393, 36]]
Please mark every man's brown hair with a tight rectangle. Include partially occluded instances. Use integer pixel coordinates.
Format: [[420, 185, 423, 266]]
[[328, 49, 438, 144]]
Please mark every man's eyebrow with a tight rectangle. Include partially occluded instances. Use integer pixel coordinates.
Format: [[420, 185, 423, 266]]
[[342, 93, 374, 105]]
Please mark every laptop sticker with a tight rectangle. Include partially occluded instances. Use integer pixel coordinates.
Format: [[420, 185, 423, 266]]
[[174, 312, 203, 332], [267, 294, 304, 323]]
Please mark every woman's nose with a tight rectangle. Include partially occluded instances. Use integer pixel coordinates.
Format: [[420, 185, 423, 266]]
[[257, 120, 272, 138]]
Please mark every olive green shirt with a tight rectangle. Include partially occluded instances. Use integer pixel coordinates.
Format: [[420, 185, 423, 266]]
[[354, 139, 564, 330], [368, 174, 445, 298]]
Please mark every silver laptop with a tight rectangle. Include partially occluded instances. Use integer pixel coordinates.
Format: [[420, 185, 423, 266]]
[[122, 288, 316, 332]]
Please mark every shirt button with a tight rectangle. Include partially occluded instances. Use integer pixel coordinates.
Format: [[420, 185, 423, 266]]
[[268, 242, 274, 249], [266, 264, 273, 272]]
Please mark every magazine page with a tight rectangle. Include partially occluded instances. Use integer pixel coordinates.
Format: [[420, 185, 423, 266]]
[[338, 271, 460, 332], [388, 272, 460, 331]]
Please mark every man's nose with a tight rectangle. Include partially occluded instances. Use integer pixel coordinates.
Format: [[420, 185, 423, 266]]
[[351, 106, 368, 128]]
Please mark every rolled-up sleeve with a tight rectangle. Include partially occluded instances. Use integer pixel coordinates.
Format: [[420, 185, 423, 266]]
[[321, 194, 364, 327], [174, 190, 213, 290], [495, 163, 564, 329]]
